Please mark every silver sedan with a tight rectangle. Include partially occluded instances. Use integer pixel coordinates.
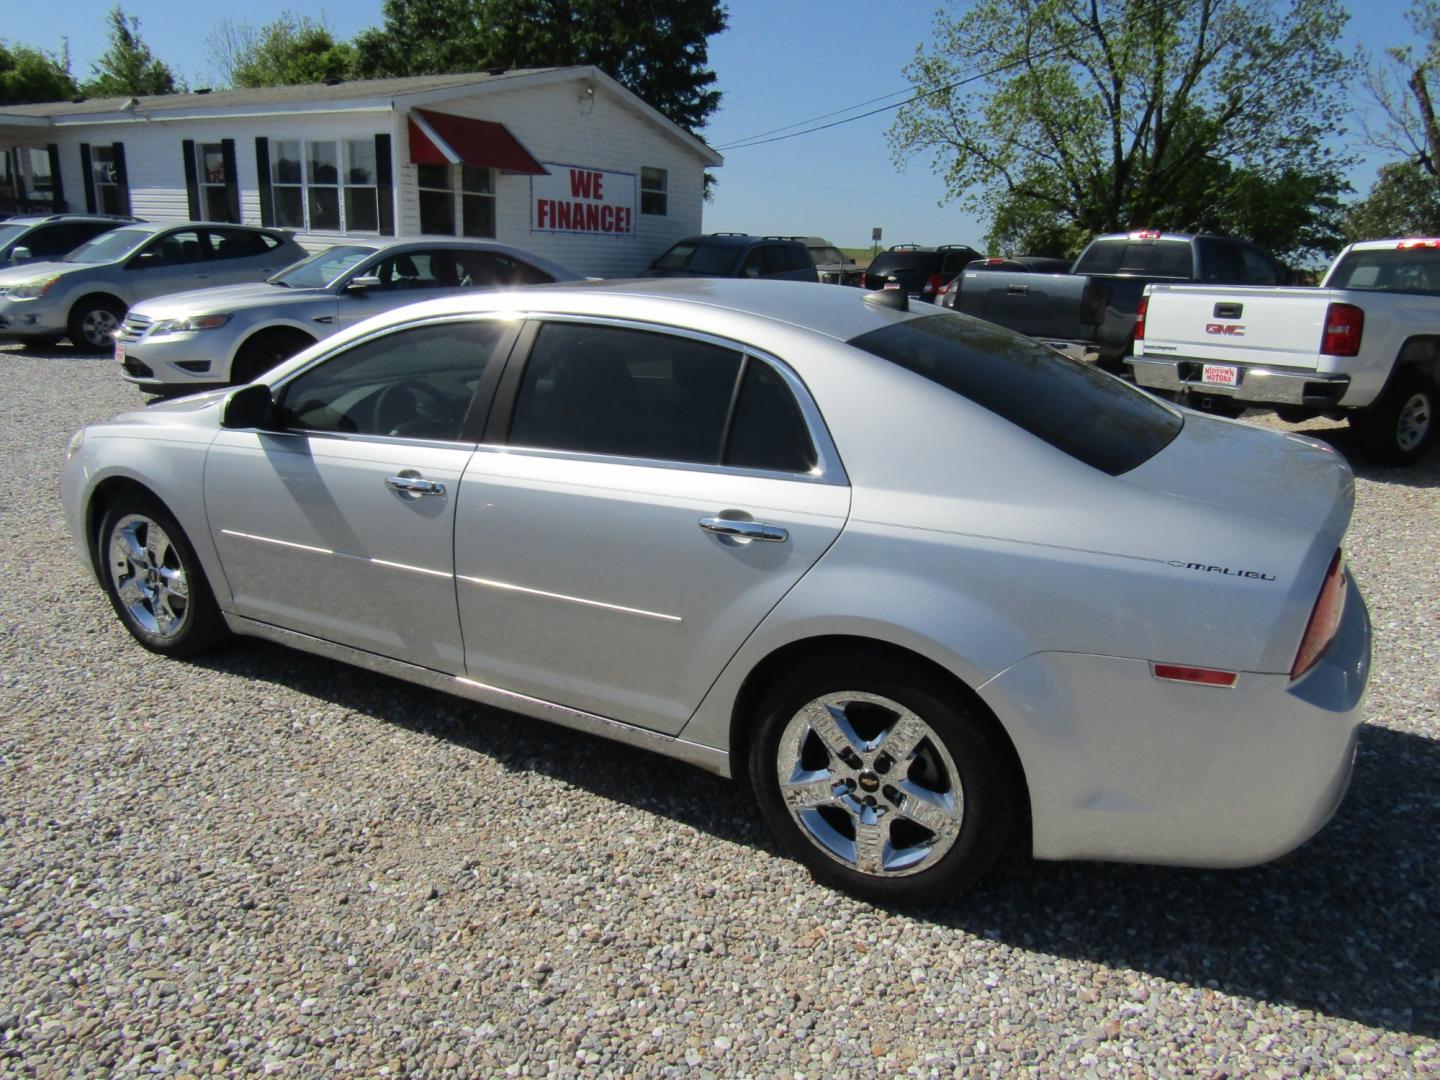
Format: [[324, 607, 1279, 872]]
[[116, 238, 580, 391], [61, 280, 1370, 903]]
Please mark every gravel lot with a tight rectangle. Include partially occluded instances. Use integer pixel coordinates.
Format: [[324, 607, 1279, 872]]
[[1, 342, 1437, 1077]]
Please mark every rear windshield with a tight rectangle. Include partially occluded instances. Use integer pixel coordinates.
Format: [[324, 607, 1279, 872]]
[[1327, 246, 1440, 296], [849, 313, 1182, 475], [1074, 238, 1193, 278], [651, 239, 740, 275], [808, 245, 847, 265]]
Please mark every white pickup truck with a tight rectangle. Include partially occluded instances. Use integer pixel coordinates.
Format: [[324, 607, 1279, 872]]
[[1126, 238, 1439, 465]]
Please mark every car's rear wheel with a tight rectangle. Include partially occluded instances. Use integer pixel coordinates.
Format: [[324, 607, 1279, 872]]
[[750, 654, 1016, 904], [230, 329, 313, 385], [67, 295, 126, 353], [1353, 373, 1434, 466], [98, 493, 226, 656]]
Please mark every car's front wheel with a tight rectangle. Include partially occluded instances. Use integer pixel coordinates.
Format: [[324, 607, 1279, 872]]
[[67, 295, 126, 353], [230, 329, 314, 385], [750, 654, 1017, 904], [98, 493, 226, 656]]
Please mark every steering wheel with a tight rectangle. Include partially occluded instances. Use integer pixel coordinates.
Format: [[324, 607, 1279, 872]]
[[374, 379, 455, 438]]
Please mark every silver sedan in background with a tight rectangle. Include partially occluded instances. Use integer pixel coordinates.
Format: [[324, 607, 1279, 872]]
[[61, 280, 1370, 903], [117, 238, 581, 391]]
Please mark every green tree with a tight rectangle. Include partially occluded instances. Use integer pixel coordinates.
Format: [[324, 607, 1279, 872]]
[[207, 14, 356, 89], [1345, 161, 1440, 240], [83, 6, 181, 97], [891, 0, 1353, 263], [0, 41, 77, 105], [353, 0, 727, 132]]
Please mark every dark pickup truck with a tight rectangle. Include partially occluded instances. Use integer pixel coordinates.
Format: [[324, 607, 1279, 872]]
[[953, 231, 1287, 367]]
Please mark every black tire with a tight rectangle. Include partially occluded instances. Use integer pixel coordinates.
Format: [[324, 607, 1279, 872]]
[[230, 329, 313, 385], [1352, 373, 1435, 467], [67, 295, 126, 354], [749, 652, 1017, 905], [98, 492, 227, 657]]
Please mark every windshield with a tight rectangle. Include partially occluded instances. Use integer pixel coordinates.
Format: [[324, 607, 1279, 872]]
[[849, 313, 1182, 476], [65, 228, 151, 264], [271, 245, 377, 288], [0, 224, 29, 249], [651, 239, 740, 275], [1327, 246, 1440, 296]]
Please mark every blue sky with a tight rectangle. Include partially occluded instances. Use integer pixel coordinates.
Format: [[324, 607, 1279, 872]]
[[7, 0, 1419, 250]]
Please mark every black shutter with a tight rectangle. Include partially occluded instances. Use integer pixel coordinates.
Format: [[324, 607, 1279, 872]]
[[46, 144, 65, 211], [80, 144, 96, 213], [111, 143, 131, 216], [221, 139, 240, 223], [375, 133, 394, 236], [255, 138, 273, 227], [181, 140, 201, 219]]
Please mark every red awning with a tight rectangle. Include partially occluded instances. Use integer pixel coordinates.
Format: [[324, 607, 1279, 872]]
[[407, 108, 547, 175]]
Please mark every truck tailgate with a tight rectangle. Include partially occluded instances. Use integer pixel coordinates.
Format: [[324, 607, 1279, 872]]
[[1137, 285, 1336, 370], [957, 269, 1098, 342]]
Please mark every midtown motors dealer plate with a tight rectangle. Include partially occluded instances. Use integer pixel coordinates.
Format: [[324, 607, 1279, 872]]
[[1202, 364, 1239, 387]]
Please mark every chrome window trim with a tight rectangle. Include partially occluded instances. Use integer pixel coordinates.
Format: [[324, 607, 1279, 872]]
[[500, 313, 849, 487], [266, 311, 523, 391]]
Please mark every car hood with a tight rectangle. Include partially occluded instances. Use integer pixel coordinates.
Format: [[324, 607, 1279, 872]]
[[130, 281, 327, 317], [0, 259, 81, 286]]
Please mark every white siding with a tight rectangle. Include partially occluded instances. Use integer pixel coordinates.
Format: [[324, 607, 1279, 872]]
[[395, 81, 709, 277], [25, 74, 715, 277]]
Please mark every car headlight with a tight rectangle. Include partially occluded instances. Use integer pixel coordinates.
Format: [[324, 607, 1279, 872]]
[[149, 314, 233, 336], [64, 428, 85, 463], [11, 277, 59, 299]]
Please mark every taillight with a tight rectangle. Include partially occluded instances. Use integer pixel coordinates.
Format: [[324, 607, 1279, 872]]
[[924, 273, 944, 297], [1134, 295, 1148, 341], [1397, 238, 1440, 249], [1291, 550, 1347, 680], [1320, 302, 1363, 356], [936, 276, 956, 299]]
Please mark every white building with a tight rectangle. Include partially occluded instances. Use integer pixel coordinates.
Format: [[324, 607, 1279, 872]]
[[0, 67, 722, 277]]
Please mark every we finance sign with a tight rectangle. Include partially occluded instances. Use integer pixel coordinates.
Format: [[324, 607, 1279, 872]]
[[532, 165, 635, 236]]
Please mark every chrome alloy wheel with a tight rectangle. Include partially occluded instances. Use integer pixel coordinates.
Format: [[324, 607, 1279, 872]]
[[81, 307, 120, 349], [107, 513, 191, 638], [1397, 391, 1432, 453], [775, 691, 964, 877]]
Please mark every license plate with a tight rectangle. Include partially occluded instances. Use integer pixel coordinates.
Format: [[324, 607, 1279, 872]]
[[1202, 364, 1238, 386], [114, 343, 124, 364]]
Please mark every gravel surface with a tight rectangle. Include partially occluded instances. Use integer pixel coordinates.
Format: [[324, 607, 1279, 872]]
[[1, 343, 1437, 1077]]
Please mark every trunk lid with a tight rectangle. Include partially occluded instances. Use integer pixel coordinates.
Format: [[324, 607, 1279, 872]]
[[1138, 284, 1340, 370]]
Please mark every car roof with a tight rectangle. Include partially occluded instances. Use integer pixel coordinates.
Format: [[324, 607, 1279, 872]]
[[317, 278, 930, 350]]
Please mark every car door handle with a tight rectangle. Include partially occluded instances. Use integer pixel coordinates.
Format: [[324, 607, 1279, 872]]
[[385, 475, 446, 496], [698, 516, 788, 543]]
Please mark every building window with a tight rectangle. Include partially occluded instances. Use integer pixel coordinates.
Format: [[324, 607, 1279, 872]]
[[271, 139, 304, 228], [418, 164, 496, 238], [344, 139, 379, 233], [91, 146, 126, 215], [307, 141, 340, 231], [641, 166, 667, 216], [268, 138, 381, 234], [197, 143, 233, 222]]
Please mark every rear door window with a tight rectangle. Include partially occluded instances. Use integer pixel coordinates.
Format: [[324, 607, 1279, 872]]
[[849, 313, 1182, 475], [509, 323, 743, 463]]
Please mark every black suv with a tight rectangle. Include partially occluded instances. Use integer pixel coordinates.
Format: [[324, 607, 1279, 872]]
[[862, 244, 984, 303], [646, 234, 818, 281], [0, 213, 141, 266]]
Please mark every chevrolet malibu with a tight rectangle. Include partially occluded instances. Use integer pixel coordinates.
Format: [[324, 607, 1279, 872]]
[[61, 280, 1370, 903]]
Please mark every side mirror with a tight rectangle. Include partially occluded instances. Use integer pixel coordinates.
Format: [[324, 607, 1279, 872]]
[[346, 275, 382, 293], [220, 383, 275, 429], [11, 246, 31, 263]]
